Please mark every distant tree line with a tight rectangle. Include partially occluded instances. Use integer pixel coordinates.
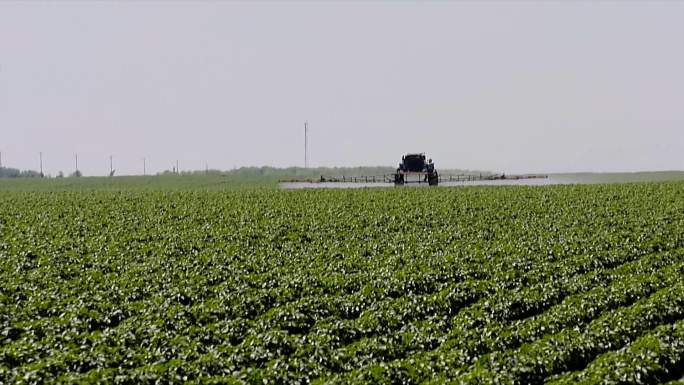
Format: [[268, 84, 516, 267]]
[[1, 165, 489, 179], [55, 170, 82, 178], [156, 166, 489, 179], [0, 167, 84, 179], [157, 166, 397, 178], [0, 167, 42, 178]]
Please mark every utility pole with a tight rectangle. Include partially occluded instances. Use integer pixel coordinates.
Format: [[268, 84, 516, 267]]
[[39, 152, 43, 177], [109, 155, 113, 176], [75, 153, 78, 172], [304, 120, 308, 168], [143, 157, 146, 176], [0, 151, 2, 168], [176, 160, 179, 175], [205, 162, 208, 175]]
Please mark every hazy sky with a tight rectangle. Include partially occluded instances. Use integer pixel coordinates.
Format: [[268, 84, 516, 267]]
[[1, 1, 683, 176]]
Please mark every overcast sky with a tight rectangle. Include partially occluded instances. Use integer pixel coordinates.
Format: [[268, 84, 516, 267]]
[[1, 1, 682, 176]]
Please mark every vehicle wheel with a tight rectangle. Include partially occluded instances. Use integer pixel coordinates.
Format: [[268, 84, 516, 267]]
[[394, 173, 404, 186], [428, 172, 439, 186]]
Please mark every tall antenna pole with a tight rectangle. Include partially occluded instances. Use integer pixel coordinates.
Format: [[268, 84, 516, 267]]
[[39, 152, 43, 177], [304, 120, 308, 168]]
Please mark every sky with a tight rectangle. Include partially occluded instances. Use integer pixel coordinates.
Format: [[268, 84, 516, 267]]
[[1, 1, 683, 176]]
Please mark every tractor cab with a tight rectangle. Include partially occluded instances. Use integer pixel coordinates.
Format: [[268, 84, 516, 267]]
[[399, 153, 428, 172], [395, 153, 438, 186]]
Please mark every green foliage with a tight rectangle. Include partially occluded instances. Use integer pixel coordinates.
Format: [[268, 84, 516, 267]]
[[1, 182, 684, 383]]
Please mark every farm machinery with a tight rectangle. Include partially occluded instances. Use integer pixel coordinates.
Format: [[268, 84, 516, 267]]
[[280, 152, 548, 187], [394, 153, 439, 186]]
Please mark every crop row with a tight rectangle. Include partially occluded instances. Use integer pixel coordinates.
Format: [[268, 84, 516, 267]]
[[454, 281, 684, 384], [548, 319, 684, 384], [320, 252, 684, 384]]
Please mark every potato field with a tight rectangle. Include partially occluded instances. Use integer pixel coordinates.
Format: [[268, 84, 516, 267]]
[[1, 181, 684, 384]]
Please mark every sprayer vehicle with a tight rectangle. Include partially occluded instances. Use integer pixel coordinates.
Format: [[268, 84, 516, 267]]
[[394, 153, 438, 186]]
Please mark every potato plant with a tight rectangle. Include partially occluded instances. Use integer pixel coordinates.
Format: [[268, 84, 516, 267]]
[[1, 182, 684, 384]]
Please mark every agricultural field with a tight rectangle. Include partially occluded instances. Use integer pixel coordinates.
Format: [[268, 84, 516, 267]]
[[1, 179, 684, 384]]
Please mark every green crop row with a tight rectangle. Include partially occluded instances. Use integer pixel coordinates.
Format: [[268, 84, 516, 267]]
[[549, 319, 684, 384], [322, 251, 684, 384], [457, 280, 684, 384]]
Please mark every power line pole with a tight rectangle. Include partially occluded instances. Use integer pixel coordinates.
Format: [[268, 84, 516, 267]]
[[176, 160, 179, 175], [0, 151, 3, 168], [75, 153, 78, 172], [143, 157, 146, 176], [39, 152, 43, 177], [109, 155, 113, 176], [304, 120, 308, 168]]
